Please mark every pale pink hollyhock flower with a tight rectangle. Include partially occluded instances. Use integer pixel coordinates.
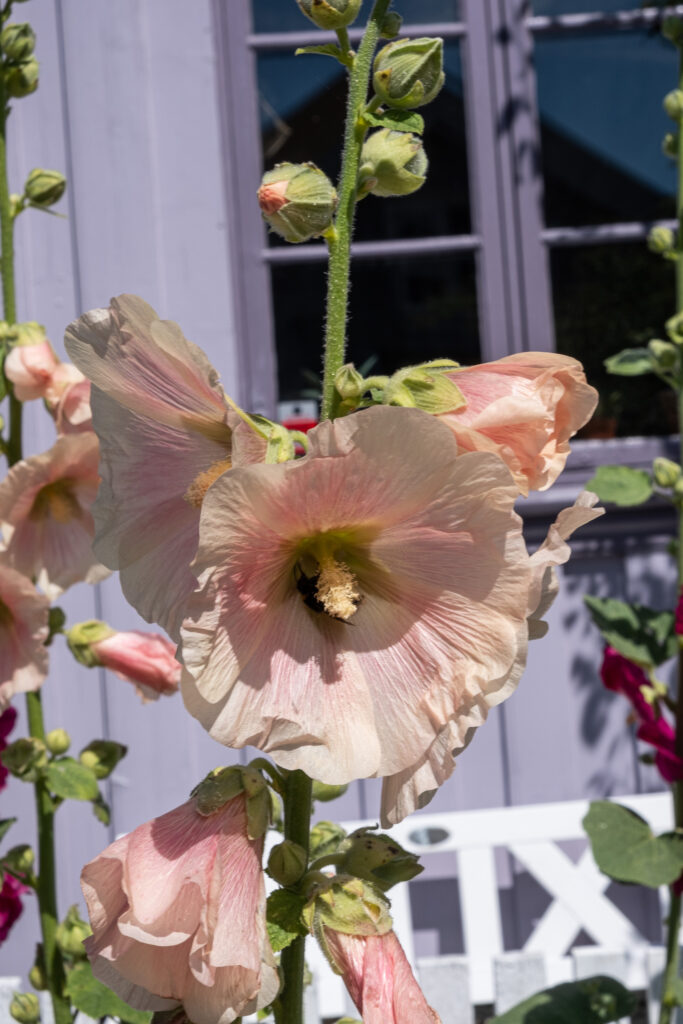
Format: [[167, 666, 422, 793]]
[[180, 405, 603, 824], [0, 558, 50, 710], [81, 790, 279, 1024], [0, 706, 17, 790], [0, 432, 108, 599], [68, 621, 180, 701], [441, 353, 598, 495], [4, 338, 59, 401], [64, 294, 266, 639], [325, 929, 440, 1023], [46, 363, 93, 434]]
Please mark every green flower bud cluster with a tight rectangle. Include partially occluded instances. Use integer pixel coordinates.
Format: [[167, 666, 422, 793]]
[[10, 993, 40, 1024], [358, 129, 428, 199], [1, 737, 47, 781], [1, 23, 39, 98], [373, 37, 444, 110], [257, 162, 338, 244], [296, 0, 361, 30], [1, 24, 35, 62], [79, 739, 127, 779]]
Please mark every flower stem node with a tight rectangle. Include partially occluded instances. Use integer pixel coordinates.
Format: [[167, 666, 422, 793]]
[[296, 0, 362, 29], [0, 23, 35, 62], [653, 457, 681, 489], [663, 131, 679, 160], [9, 993, 40, 1024], [55, 904, 91, 960], [648, 226, 676, 255], [267, 840, 308, 886], [66, 619, 116, 667], [24, 168, 66, 208], [385, 360, 465, 414], [665, 89, 683, 123], [5, 55, 39, 97], [358, 129, 428, 198], [79, 740, 127, 780], [0, 737, 47, 782], [45, 728, 70, 756], [310, 820, 348, 859], [257, 162, 338, 244], [373, 37, 445, 110], [379, 11, 402, 39], [649, 338, 680, 371], [337, 827, 423, 891], [312, 780, 349, 802], [666, 311, 683, 345]]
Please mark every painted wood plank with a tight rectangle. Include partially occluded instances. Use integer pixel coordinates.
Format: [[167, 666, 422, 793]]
[[524, 848, 609, 956], [457, 846, 503, 1004], [418, 956, 474, 1024], [493, 952, 546, 1015]]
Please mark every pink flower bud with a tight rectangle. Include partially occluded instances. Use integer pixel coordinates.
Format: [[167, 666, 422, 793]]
[[257, 179, 288, 215], [5, 339, 59, 401], [93, 630, 181, 700]]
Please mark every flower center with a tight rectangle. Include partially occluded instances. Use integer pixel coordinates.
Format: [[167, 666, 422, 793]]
[[29, 478, 82, 524], [184, 457, 233, 508], [295, 547, 362, 622]]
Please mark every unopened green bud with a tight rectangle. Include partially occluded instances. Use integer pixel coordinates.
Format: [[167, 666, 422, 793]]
[[6, 56, 39, 97], [653, 457, 681, 488], [9, 193, 24, 218], [268, 840, 308, 885], [1, 737, 47, 781], [666, 311, 683, 344], [47, 606, 66, 645], [337, 827, 423, 891], [66, 620, 115, 668], [10, 993, 40, 1024], [665, 90, 683, 123], [358, 129, 428, 198], [1, 23, 34, 61], [79, 740, 127, 780], [296, 0, 361, 30], [664, 131, 679, 160], [55, 904, 91, 959], [334, 364, 364, 401], [649, 338, 679, 371], [663, 16, 683, 46], [386, 361, 466, 415], [28, 946, 47, 992], [258, 162, 337, 243], [302, 875, 393, 940], [310, 820, 347, 859], [24, 168, 66, 208], [373, 37, 445, 110], [4, 844, 35, 875], [312, 780, 349, 803], [648, 226, 675, 254], [379, 11, 402, 39], [45, 729, 70, 756]]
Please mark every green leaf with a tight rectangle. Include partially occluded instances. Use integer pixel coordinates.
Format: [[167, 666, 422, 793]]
[[0, 818, 16, 844], [65, 961, 152, 1024], [266, 889, 308, 953], [583, 596, 676, 667], [585, 465, 653, 506], [584, 801, 683, 887], [295, 43, 345, 61], [92, 793, 111, 826], [604, 347, 654, 376], [491, 976, 635, 1023], [364, 108, 425, 134], [46, 758, 99, 802]]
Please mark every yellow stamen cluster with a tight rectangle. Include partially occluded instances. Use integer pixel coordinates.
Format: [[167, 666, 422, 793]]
[[315, 555, 361, 621], [30, 479, 82, 524], [184, 457, 233, 508]]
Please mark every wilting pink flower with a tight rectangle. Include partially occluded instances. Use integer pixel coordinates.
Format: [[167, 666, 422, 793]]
[[81, 790, 279, 1023], [0, 706, 18, 790], [68, 621, 180, 701], [0, 873, 28, 944], [5, 338, 60, 401], [46, 364, 93, 435], [440, 353, 598, 495], [600, 646, 683, 782], [181, 406, 602, 825], [64, 295, 266, 639], [0, 559, 50, 710], [325, 929, 440, 1023], [0, 433, 107, 598]]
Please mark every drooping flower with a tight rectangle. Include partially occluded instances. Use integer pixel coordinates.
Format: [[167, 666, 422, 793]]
[[64, 295, 266, 639], [439, 353, 598, 494], [180, 406, 602, 825], [0, 433, 107, 598], [0, 706, 18, 790], [0, 559, 50, 710], [67, 620, 180, 701], [81, 774, 279, 1024], [0, 873, 28, 945], [4, 336, 59, 401], [600, 646, 683, 782]]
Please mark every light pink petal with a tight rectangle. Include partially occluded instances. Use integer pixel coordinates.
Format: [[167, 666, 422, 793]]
[[94, 631, 180, 698], [5, 340, 60, 401], [0, 559, 50, 709]]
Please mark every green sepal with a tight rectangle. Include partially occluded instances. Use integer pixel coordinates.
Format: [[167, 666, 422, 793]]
[[65, 960, 152, 1024], [583, 801, 683, 887], [295, 43, 351, 66], [490, 976, 635, 1023], [363, 108, 425, 135], [337, 826, 423, 892], [192, 766, 245, 816], [603, 347, 654, 376], [583, 595, 676, 667], [0, 817, 16, 843], [266, 889, 308, 952], [246, 785, 271, 841], [46, 758, 99, 802], [92, 793, 111, 826], [386, 362, 465, 415], [585, 465, 653, 506]]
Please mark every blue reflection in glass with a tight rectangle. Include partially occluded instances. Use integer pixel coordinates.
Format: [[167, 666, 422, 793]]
[[252, 0, 459, 34], [533, 0, 642, 11]]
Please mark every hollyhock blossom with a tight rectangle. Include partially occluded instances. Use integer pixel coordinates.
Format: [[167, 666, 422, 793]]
[[4, 337, 59, 401], [80, 784, 279, 1024], [600, 646, 683, 782], [180, 406, 602, 824], [64, 294, 266, 638], [0, 559, 50, 710], [0, 873, 28, 944], [0, 432, 107, 598], [0, 706, 18, 790], [67, 620, 180, 701], [439, 353, 598, 494], [46, 363, 93, 434]]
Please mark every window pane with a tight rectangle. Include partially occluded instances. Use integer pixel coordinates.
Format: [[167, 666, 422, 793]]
[[271, 252, 480, 400], [258, 43, 469, 242], [532, 0, 645, 12], [551, 244, 675, 437], [252, 0, 459, 34], [537, 31, 676, 227]]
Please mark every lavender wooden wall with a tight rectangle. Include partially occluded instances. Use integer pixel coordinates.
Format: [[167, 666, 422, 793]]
[[1, 0, 674, 981]]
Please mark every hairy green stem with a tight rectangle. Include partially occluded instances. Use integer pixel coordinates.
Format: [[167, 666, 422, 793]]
[[320, 0, 392, 421], [0, 64, 21, 468], [278, 771, 313, 1024]]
